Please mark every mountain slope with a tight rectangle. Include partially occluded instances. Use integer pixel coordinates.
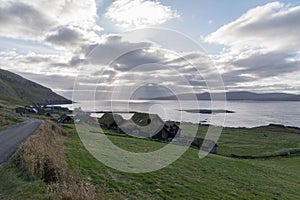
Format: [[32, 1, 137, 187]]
[[0, 69, 71, 105], [145, 91, 300, 101]]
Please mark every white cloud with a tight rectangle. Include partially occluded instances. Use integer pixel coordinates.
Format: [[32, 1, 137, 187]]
[[105, 0, 180, 29], [0, 50, 76, 75], [205, 2, 300, 52], [205, 2, 300, 51], [203, 2, 300, 93], [0, 0, 102, 41], [26, 0, 99, 29]]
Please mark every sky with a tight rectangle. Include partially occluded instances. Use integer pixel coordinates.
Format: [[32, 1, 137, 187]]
[[0, 0, 300, 100]]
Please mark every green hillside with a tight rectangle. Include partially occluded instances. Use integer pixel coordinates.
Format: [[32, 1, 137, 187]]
[[0, 69, 71, 105], [1, 123, 300, 199], [63, 126, 300, 199]]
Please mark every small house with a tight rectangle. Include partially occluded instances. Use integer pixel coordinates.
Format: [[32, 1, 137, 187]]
[[164, 121, 181, 138], [151, 121, 181, 141], [131, 113, 164, 126], [15, 107, 25, 114], [24, 106, 38, 114], [98, 113, 124, 130], [57, 114, 74, 124], [129, 113, 181, 140], [129, 113, 165, 138]]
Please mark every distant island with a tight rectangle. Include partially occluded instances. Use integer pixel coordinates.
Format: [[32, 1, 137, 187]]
[[141, 91, 300, 101], [180, 109, 235, 114]]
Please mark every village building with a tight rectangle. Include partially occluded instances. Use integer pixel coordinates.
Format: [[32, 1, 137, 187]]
[[97, 112, 217, 153], [164, 121, 181, 138], [119, 113, 181, 140], [98, 113, 124, 130], [15, 107, 25, 114], [131, 113, 164, 126], [127, 113, 164, 138], [16, 105, 68, 116], [43, 105, 70, 113], [57, 114, 74, 124]]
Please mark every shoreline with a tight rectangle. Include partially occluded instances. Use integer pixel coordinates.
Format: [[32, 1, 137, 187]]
[[58, 100, 300, 128], [77, 110, 300, 130]]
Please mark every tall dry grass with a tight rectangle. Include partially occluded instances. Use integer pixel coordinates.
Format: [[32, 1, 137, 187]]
[[15, 120, 103, 200]]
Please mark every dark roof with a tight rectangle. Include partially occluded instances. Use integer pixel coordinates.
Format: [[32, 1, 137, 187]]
[[57, 114, 73, 123], [164, 121, 180, 130], [131, 113, 164, 126], [117, 113, 165, 136], [98, 113, 124, 126]]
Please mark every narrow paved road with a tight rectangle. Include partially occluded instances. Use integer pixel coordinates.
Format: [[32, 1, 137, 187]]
[[0, 118, 43, 165]]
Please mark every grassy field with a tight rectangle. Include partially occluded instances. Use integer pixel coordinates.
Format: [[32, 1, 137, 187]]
[[1, 120, 300, 199], [190, 124, 300, 157], [62, 124, 300, 199]]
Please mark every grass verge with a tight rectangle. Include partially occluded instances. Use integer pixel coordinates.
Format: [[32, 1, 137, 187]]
[[0, 121, 103, 200]]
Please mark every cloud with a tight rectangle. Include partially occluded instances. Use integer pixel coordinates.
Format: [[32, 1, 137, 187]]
[[105, 0, 180, 29], [205, 2, 300, 52], [0, 2, 54, 40], [45, 27, 87, 48], [19, 72, 76, 90], [232, 51, 300, 77], [110, 49, 166, 72], [204, 2, 300, 93], [0, 0, 101, 41], [0, 51, 76, 76], [82, 35, 153, 66]]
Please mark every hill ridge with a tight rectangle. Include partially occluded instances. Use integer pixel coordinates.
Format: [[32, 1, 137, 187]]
[[0, 69, 71, 105], [141, 91, 300, 101]]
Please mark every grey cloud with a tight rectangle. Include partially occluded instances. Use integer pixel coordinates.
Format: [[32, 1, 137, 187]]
[[19, 72, 76, 91], [46, 27, 86, 47], [23, 56, 52, 64], [0, 0, 99, 41], [204, 2, 300, 92], [68, 56, 85, 67], [78, 39, 222, 93], [231, 51, 300, 79], [0, 2, 54, 39], [7, 55, 52, 64], [83, 36, 152, 66], [214, 51, 300, 89], [18, 72, 112, 100], [222, 72, 256, 86], [110, 49, 165, 72]]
